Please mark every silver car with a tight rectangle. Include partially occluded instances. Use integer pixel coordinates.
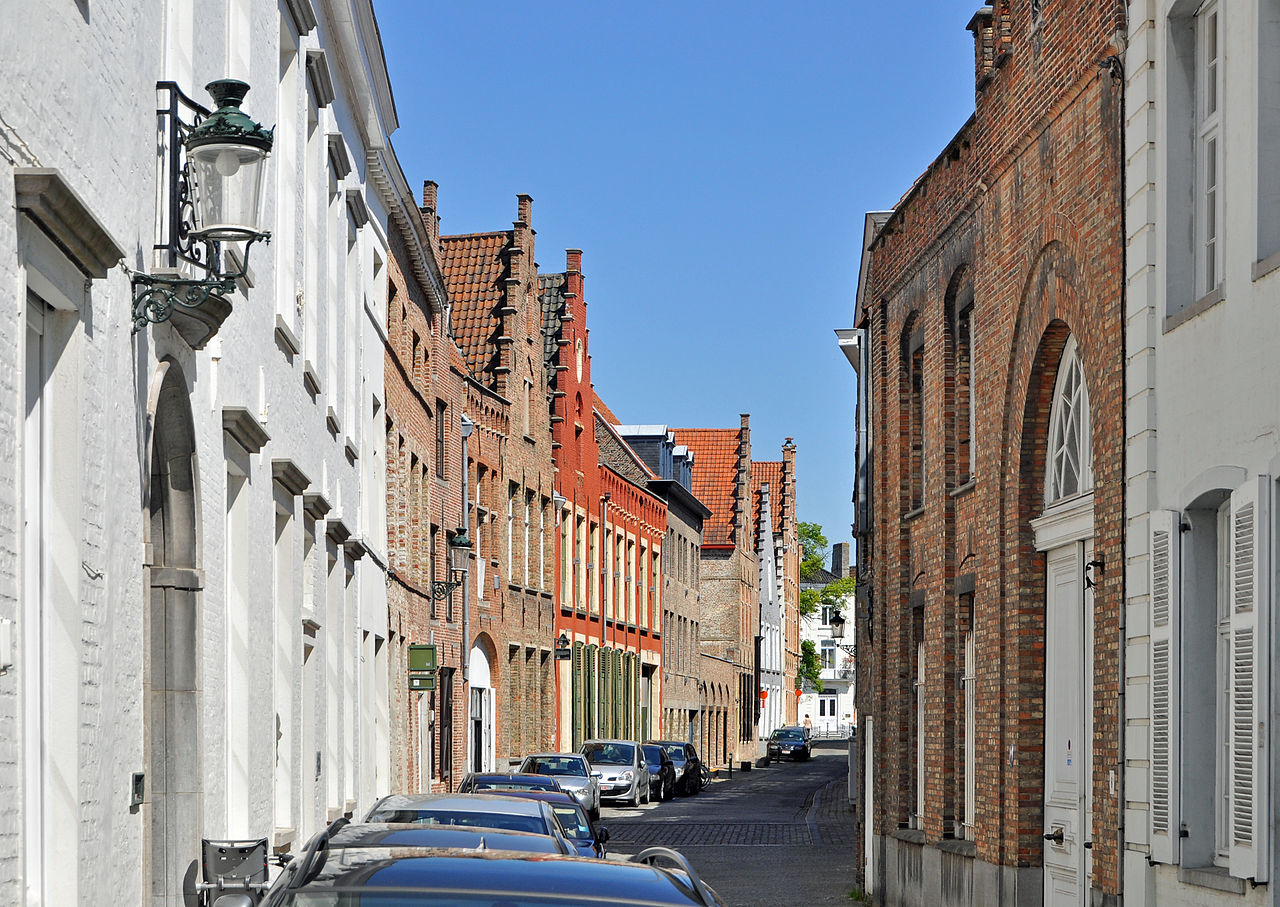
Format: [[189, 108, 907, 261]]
[[519, 752, 603, 818], [362, 792, 573, 851], [580, 739, 651, 807]]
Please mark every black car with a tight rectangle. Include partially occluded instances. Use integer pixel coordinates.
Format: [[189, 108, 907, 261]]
[[249, 818, 727, 906], [477, 788, 612, 858], [643, 743, 678, 802], [767, 726, 813, 762], [650, 740, 706, 795]]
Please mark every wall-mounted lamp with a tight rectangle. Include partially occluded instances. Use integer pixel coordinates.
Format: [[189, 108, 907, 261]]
[[828, 611, 857, 657], [431, 529, 472, 600], [132, 80, 273, 342]]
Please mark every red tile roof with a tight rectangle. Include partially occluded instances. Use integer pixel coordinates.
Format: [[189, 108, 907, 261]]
[[594, 395, 622, 426], [753, 461, 784, 537], [438, 231, 508, 379], [672, 428, 740, 547]]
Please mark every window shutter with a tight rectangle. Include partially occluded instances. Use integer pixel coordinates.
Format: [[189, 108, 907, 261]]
[[1229, 476, 1271, 881], [1149, 510, 1182, 864], [572, 642, 584, 748]]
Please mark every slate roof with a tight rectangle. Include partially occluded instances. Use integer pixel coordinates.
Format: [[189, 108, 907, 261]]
[[753, 461, 784, 536], [596, 412, 656, 484], [672, 428, 740, 547], [539, 273, 567, 374], [438, 231, 508, 380]]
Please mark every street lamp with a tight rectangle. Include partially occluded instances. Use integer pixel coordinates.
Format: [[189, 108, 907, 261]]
[[828, 611, 856, 658], [132, 79, 274, 337], [432, 529, 472, 600]]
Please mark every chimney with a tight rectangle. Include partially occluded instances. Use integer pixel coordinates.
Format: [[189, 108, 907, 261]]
[[517, 193, 533, 226], [831, 542, 851, 579], [967, 6, 995, 87], [421, 180, 440, 250], [566, 248, 582, 272]]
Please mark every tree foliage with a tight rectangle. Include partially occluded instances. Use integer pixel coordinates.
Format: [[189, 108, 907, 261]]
[[798, 521, 828, 582], [797, 639, 824, 693]]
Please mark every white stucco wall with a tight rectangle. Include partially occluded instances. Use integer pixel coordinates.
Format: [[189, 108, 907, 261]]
[[0, 1, 396, 903], [1125, 2, 1280, 904]]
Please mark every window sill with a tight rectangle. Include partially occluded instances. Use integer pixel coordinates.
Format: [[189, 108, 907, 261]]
[[903, 506, 926, 522], [891, 827, 926, 846], [1177, 864, 1246, 895], [1164, 285, 1224, 333], [1253, 249, 1280, 282], [949, 478, 976, 498]]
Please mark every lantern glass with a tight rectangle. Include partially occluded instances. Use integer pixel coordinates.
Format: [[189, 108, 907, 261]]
[[449, 536, 472, 574], [829, 612, 847, 639], [188, 141, 269, 241]]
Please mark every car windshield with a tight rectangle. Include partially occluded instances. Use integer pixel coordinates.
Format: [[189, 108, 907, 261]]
[[773, 730, 805, 742], [550, 804, 593, 839], [523, 756, 587, 777], [661, 744, 688, 763], [582, 742, 634, 765], [362, 809, 547, 834]]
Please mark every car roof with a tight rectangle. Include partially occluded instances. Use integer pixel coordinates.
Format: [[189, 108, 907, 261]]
[[481, 789, 580, 808], [466, 772, 559, 783], [286, 849, 715, 905], [327, 822, 565, 854], [523, 751, 587, 761], [581, 738, 639, 745], [367, 792, 553, 817]]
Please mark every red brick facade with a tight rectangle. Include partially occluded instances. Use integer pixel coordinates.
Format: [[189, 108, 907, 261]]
[[544, 250, 667, 749], [855, 2, 1126, 903]]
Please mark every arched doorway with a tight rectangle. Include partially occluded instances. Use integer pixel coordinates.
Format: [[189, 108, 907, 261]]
[[1030, 335, 1095, 907], [144, 361, 202, 905], [468, 642, 494, 772]]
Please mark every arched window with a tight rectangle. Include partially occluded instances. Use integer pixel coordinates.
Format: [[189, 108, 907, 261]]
[[1045, 335, 1093, 503]]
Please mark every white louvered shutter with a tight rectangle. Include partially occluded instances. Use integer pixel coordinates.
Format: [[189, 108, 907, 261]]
[[1229, 476, 1271, 881], [1149, 510, 1182, 863]]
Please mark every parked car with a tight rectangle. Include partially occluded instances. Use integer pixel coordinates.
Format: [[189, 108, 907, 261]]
[[254, 819, 726, 907], [581, 738, 651, 807], [456, 771, 565, 795], [643, 742, 678, 801], [483, 788, 611, 858], [649, 740, 706, 795], [518, 751, 603, 817], [767, 726, 813, 762], [363, 792, 571, 848]]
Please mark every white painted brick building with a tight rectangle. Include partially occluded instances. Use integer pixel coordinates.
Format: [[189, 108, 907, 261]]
[[0, 1, 407, 903], [1124, 2, 1280, 904]]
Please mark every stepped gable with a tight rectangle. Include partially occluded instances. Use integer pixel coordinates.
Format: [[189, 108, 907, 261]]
[[672, 428, 739, 547], [438, 230, 507, 380], [753, 461, 784, 535]]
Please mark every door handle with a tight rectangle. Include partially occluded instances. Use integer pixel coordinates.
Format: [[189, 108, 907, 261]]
[[1043, 828, 1065, 844], [1083, 841, 1092, 849]]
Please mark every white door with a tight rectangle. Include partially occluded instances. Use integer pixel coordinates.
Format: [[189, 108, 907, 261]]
[[1043, 542, 1094, 907]]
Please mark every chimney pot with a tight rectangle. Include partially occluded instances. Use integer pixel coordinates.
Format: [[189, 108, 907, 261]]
[[517, 194, 533, 225]]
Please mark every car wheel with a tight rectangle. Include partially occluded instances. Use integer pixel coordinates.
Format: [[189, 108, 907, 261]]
[[642, 782, 650, 805], [629, 784, 641, 808]]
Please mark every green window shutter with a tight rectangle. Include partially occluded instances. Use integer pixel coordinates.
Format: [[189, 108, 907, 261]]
[[572, 642, 584, 749]]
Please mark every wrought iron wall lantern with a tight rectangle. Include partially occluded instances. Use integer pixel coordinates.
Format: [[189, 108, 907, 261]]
[[132, 79, 273, 344], [827, 611, 857, 658], [431, 530, 472, 601]]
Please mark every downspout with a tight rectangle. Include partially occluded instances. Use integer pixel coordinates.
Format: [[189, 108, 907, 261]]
[[460, 414, 474, 676]]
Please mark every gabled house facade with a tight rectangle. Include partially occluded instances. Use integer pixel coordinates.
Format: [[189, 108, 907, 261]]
[[798, 542, 857, 738], [852, 3, 1127, 905], [1123, 3, 1280, 903], [675, 417, 762, 767], [752, 439, 799, 736], [542, 251, 667, 750]]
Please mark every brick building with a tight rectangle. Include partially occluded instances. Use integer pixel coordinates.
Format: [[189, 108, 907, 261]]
[[852, 3, 1126, 905], [542, 250, 667, 750], [675, 417, 764, 767], [430, 190, 555, 772], [752, 440, 800, 732]]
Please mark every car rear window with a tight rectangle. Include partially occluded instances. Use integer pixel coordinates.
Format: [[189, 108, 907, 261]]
[[524, 757, 586, 776], [362, 809, 547, 835]]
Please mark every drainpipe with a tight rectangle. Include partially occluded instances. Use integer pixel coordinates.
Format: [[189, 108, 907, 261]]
[[460, 415, 474, 678], [601, 492, 610, 649]]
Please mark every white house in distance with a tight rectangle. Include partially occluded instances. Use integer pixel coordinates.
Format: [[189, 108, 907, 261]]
[[1124, 3, 1280, 904], [798, 542, 856, 737], [0, 1, 404, 903]]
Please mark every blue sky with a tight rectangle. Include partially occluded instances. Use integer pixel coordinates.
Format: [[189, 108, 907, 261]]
[[373, 1, 975, 564]]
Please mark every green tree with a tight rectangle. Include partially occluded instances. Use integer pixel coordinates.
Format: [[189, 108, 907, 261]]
[[798, 521, 829, 582], [797, 639, 824, 693]]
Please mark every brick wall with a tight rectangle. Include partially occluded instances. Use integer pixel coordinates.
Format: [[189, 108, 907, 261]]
[[857, 0, 1126, 899]]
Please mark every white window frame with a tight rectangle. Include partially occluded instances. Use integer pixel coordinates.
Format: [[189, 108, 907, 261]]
[[1045, 336, 1092, 504], [1196, 0, 1223, 296]]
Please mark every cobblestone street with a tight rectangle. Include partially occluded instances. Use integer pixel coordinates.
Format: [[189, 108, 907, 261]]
[[600, 742, 860, 905]]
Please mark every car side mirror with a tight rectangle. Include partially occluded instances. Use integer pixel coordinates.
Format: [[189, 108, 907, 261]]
[[591, 771, 602, 778], [596, 826, 610, 843]]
